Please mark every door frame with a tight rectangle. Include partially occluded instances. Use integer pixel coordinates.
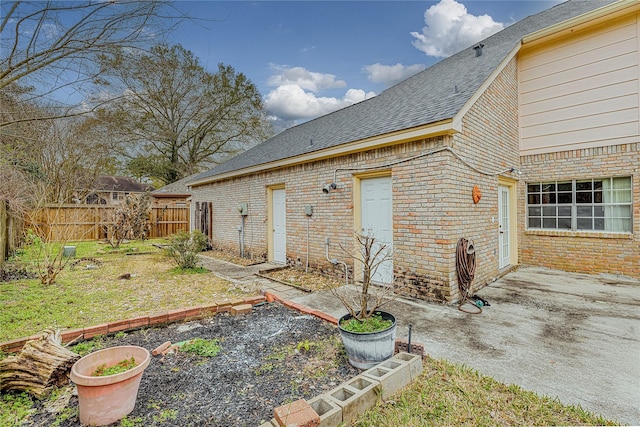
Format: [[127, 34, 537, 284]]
[[267, 185, 286, 263], [353, 171, 393, 284], [497, 178, 518, 269]]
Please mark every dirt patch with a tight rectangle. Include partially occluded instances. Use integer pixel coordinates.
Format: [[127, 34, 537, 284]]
[[201, 248, 265, 267], [26, 303, 359, 426], [0, 265, 36, 282]]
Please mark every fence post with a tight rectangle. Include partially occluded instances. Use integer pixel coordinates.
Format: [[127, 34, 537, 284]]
[[0, 201, 7, 264]]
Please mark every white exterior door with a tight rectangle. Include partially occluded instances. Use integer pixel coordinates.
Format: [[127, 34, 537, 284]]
[[360, 176, 393, 284], [272, 188, 286, 264], [498, 185, 510, 269]]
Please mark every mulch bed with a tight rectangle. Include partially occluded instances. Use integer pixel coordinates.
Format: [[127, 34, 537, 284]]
[[26, 303, 359, 426], [0, 265, 36, 282]]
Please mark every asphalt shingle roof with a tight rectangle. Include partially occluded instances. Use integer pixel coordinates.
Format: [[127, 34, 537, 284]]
[[151, 174, 196, 196], [191, 0, 617, 184]]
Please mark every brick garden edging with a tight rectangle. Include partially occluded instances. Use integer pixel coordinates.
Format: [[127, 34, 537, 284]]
[[0, 295, 266, 354]]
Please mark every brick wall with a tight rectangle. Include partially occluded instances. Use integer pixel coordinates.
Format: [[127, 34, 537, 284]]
[[442, 56, 520, 300], [392, 57, 521, 301], [190, 58, 522, 302], [520, 143, 639, 278]]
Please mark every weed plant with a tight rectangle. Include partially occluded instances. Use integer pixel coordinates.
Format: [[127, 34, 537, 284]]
[[179, 338, 222, 357], [92, 357, 137, 376]]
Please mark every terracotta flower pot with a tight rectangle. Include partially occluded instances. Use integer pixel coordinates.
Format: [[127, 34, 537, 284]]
[[70, 345, 151, 426]]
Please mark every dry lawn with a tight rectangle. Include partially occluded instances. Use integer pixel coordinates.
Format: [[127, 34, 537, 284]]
[[353, 355, 617, 426], [0, 241, 255, 342]]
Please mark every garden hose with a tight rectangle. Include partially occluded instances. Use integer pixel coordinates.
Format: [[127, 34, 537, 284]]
[[456, 238, 482, 314]]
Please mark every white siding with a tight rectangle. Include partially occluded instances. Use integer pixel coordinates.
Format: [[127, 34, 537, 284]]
[[519, 14, 640, 155]]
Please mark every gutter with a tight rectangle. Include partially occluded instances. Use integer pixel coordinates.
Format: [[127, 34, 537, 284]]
[[522, 0, 639, 46], [188, 119, 458, 187]]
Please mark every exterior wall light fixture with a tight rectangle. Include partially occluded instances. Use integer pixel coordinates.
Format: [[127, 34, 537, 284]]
[[322, 183, 337, 194]]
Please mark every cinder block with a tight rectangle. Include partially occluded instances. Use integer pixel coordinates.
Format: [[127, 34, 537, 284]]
[[391, 352, 423, 380], [307, 395, 342, 427], [395, 339, 425, 358], [362, 358, 412, 400], [230, 304, 252, 315], [324, 376, 381, 425]]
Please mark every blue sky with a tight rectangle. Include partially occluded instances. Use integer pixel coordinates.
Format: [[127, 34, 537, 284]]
[[169, 0, 561, 132]]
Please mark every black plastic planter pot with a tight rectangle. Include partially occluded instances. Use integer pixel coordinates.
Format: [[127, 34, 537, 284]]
[[338, 311, 397, 369]]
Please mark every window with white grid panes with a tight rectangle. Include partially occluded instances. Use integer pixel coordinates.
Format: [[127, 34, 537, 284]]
[[527, 177, 631, 232]]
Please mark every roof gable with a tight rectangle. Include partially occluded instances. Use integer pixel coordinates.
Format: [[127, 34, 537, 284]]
[[151, 174, 196, 196]]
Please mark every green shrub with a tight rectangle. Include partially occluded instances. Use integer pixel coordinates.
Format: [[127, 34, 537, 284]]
[[166, 230, 207, 269]]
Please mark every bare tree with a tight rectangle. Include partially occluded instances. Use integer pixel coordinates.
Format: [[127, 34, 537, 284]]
[[331, 231, 398, 321], [0, 166, 33, 260], [0, 1, 179, 128], [95, 44, 272, 184], [0, 165, 34, 215], [35, 116, 116, 203], [1, 108, 115, 204]]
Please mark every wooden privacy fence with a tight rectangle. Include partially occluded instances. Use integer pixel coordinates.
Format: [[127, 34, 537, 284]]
[[149, 206, 190, 239], [28, 205, 189, 241]]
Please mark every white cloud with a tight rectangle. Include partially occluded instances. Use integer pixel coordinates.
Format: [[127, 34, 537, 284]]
[[364, 63, 427, 87], [264, 84, 374, 121], [267, 65, 346, 93], [410, 0, 503, 58], [264, 65, 375, 127]]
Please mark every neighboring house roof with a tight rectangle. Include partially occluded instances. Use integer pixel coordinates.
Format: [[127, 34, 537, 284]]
[[189, 0, 618, 186], [89, 176, 154, 193], [151, 174, 196, 198]]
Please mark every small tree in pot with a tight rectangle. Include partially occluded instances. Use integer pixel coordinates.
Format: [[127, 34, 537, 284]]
[[330, 231, 398, 369]]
